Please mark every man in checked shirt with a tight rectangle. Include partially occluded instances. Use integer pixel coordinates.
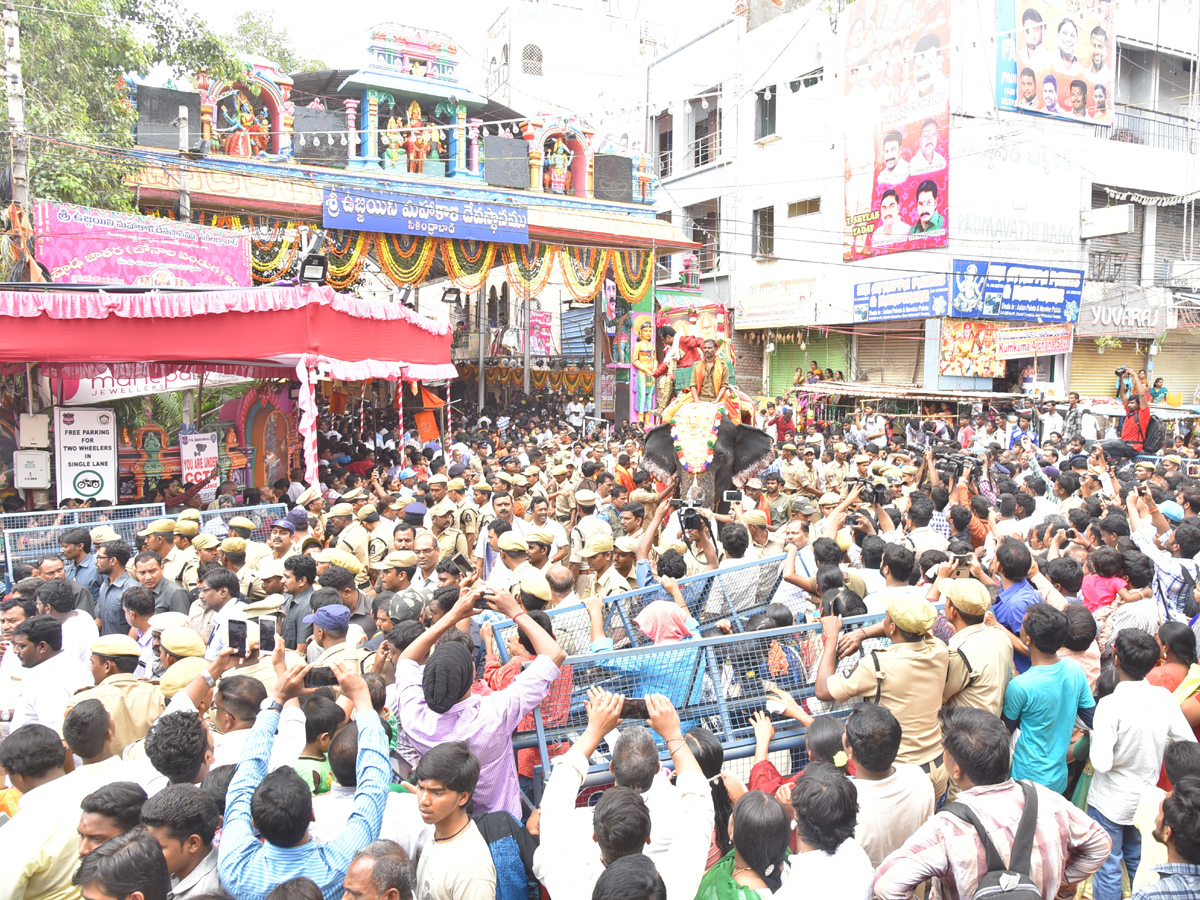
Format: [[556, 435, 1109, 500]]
[[875, 707, 1111, 900]]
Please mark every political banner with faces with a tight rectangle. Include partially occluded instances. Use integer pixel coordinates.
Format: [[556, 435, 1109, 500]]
[[996, 0, 1115, 124], [843, 0, 950, 261]]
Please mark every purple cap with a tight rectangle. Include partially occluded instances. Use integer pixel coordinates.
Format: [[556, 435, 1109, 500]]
[[285, 507, 309, 528], [271, 518, 296, 534]]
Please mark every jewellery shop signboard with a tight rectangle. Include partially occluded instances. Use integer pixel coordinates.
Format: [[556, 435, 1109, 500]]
[[322, 187, 529, 244]]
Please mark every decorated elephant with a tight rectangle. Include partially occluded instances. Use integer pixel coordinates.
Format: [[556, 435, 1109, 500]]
[[640, 402, 775, 512]]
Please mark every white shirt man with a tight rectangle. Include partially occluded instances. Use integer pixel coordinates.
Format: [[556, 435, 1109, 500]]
[[60, 609, 100, 675], [12, 649, 92, 732], [566, 401, 584, 430], [1040, 407, 1064, 442]]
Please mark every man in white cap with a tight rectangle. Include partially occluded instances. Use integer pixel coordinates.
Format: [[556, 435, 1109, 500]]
[[329, 503, 370, 584], [927, 570, 1014, 717], [138, 519, 183, 585], [579, 535, 627, 601]]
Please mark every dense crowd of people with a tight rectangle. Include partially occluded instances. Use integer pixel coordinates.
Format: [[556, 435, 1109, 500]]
[[1, 374, 1200, 900]]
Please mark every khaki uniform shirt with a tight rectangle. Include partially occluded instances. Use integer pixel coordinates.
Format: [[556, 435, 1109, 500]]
[[825, 460, 851, 493], [797, 462, 823, 495], [234, 650, 307, 694], [335, 522, 371, 586], [236, 566, 267, 603], [780, 458, 805, 493], [68, 674, 165, 757], [825, 637, 949, 768], [745, 534, 786, 561], [436, 527, 469, 562], [162, 546, 184, 585], [589, 563, 631, 601], [176, 547, 200, 592], [552, 480, 574, 520], [456, 501, 479, 537], [245, 540, 272, 571], [569, 515, 614, 565], [944, 623, 1015, 717]]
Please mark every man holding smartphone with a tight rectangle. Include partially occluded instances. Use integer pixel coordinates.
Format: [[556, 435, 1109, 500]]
[[1108, 367, 1152, 458]]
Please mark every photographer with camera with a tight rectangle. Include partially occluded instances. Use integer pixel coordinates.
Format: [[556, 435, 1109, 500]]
[[1103, 366, 1154, 460]]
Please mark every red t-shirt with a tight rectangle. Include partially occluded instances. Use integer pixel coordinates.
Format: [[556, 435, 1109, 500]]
[[1121, 404, 1151, 449]]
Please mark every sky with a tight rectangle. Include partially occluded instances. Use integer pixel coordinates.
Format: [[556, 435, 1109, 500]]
[[177, 0, 735, 85]]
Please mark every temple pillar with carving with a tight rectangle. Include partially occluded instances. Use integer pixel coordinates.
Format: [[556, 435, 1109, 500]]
[[344, 99, 361, 166], [528, 148, 543, 193], [361, 94, 382, 168]]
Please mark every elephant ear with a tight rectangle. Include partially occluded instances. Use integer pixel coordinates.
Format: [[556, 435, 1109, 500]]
[[731, 424, 776, 488], [640, 423, 677, 483]]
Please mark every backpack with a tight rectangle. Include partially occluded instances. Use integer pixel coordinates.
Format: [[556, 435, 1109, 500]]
[[1136, 412, 1165, 455], [943, 780, 1043, 900]]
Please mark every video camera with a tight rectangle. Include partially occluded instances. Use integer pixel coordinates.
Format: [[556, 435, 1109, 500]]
[[930, 445, 977, 480], [671, 497, 706, 531]]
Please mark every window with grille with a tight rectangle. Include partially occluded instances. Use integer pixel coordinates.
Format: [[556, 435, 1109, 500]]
[[522, 44, 543, 76], [787, 197, 820, 217], [755, 86, 777, 139], [753, 206, 775, 257]]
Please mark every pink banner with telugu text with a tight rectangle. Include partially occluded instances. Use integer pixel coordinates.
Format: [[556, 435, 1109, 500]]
[[34, 201, 251, 288]]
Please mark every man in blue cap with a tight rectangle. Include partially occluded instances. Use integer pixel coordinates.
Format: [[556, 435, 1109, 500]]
[[303, 604, 367, 672], [403, 503, 427, 529], [399, 469, 418, 491], [265, 519, 296, 564]]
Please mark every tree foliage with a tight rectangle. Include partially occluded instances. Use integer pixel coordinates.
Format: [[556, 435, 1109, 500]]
[[0, 0, 243, 210], [225, 11, 327, 75]]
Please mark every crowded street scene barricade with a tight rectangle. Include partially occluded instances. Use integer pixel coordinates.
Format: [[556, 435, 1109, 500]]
[[3, 5, 1200, 900]]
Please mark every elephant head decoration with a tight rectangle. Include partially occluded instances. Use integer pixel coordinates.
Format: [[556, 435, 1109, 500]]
[[640, 402, 775, 511]]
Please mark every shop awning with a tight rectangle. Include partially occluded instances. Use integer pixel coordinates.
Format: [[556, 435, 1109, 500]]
[[526, 206, 698, 251], [798, 381, 1027, 403]]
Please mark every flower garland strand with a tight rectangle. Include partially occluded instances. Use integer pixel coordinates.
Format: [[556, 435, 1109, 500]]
[[501, 243, 558, 300], [441, 240, 498, 292], [671, 410, 721, 474], [613, 249, 655, 304], [375, 234, 439, 285], [559, 246, 612, 302]]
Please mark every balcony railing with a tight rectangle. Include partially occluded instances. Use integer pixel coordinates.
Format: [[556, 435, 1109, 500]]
[[1095, 105, 1200, 154], [687, 131, 722, 170], [658, 149, 673, 179]]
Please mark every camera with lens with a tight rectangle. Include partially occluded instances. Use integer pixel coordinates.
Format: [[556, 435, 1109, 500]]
[[1115, 365, 1129, 376]]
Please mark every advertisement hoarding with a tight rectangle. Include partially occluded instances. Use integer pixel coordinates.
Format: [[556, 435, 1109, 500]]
[[996, 0, 1115, 125], [34, 202, 251, 288], [843, 0, 950, 261]]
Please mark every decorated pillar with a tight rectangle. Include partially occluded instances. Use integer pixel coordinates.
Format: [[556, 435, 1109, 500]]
[[344, 99, 360, 165], [455, 103, 467, 174], [467, 118, 482, 174], [362, 94, 382, 167], [279, 83, 294, 157], [528, 148, 543, 193], [586, 154, 595, 199]]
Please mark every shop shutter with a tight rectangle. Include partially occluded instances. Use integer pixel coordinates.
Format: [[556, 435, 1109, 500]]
[[853, 325, 925, 386], [1068, 340, 1131, 400], [1146, 331, 1200, 404], [767, 334, 850, 397]]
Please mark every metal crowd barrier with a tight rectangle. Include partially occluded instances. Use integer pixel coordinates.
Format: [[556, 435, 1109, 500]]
[[490, 553, 789, 659], [3, 503, 286, 577], [0, 503, 166, 534]]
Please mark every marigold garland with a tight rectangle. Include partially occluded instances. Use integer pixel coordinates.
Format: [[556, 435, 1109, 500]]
[[501, 243, 558, 300], [441, 240, 498, 292], [671, 409, 721, 474], [326, 230, 371, 289], [530, 369, 548, 390], [559, 246, 612, 302], [612, 248, 655, 304], [375, 234, 439, 285]]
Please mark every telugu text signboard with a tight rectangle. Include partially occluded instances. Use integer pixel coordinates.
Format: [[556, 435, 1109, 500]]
[[179, 432, 220, 503], [996, 0, 1115, 125], [322, 187, 529, 244], [34, 202, 251, 288], [853, 274, 951, 322], [734, 277, 818, 329], [54, 407, 118, 505], [951, 260, 1082, 323], [843, 0, 950, 261]]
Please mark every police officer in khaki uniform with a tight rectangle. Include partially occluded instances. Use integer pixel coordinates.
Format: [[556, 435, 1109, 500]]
[[228, 516, 271, 571], [525, 527, 556, 573], [568, 489, 614, 590], [742, 509, 786, 560], [824, 442, 853, 494], [139, 519, 184, 583], [549, 464, 574, 524], [580, 534, 629, 600], [172, 520, 201, 591], [796, 445, 824, 498], [778, 444, 804, 494], [295, 485, 328, 532], [814, 593, 950, 800], [219, 537, 267, 602], [429, 500, 468, 562], [67, 635, 165, 757], [447, 478, 479, 553], [357, 505, 390, 568], [330, 502, 371, 587]]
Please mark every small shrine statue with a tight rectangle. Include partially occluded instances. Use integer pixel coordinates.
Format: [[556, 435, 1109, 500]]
[[381, 116, 406, 170], [405, 102, 431, 174], [543, 138, 572, 194], [631, 320, 658, 426], [218, 93, 255, 157]]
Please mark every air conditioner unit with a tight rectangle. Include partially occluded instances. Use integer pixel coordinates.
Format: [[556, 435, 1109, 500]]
[[1165, 259, 1200, 287]]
